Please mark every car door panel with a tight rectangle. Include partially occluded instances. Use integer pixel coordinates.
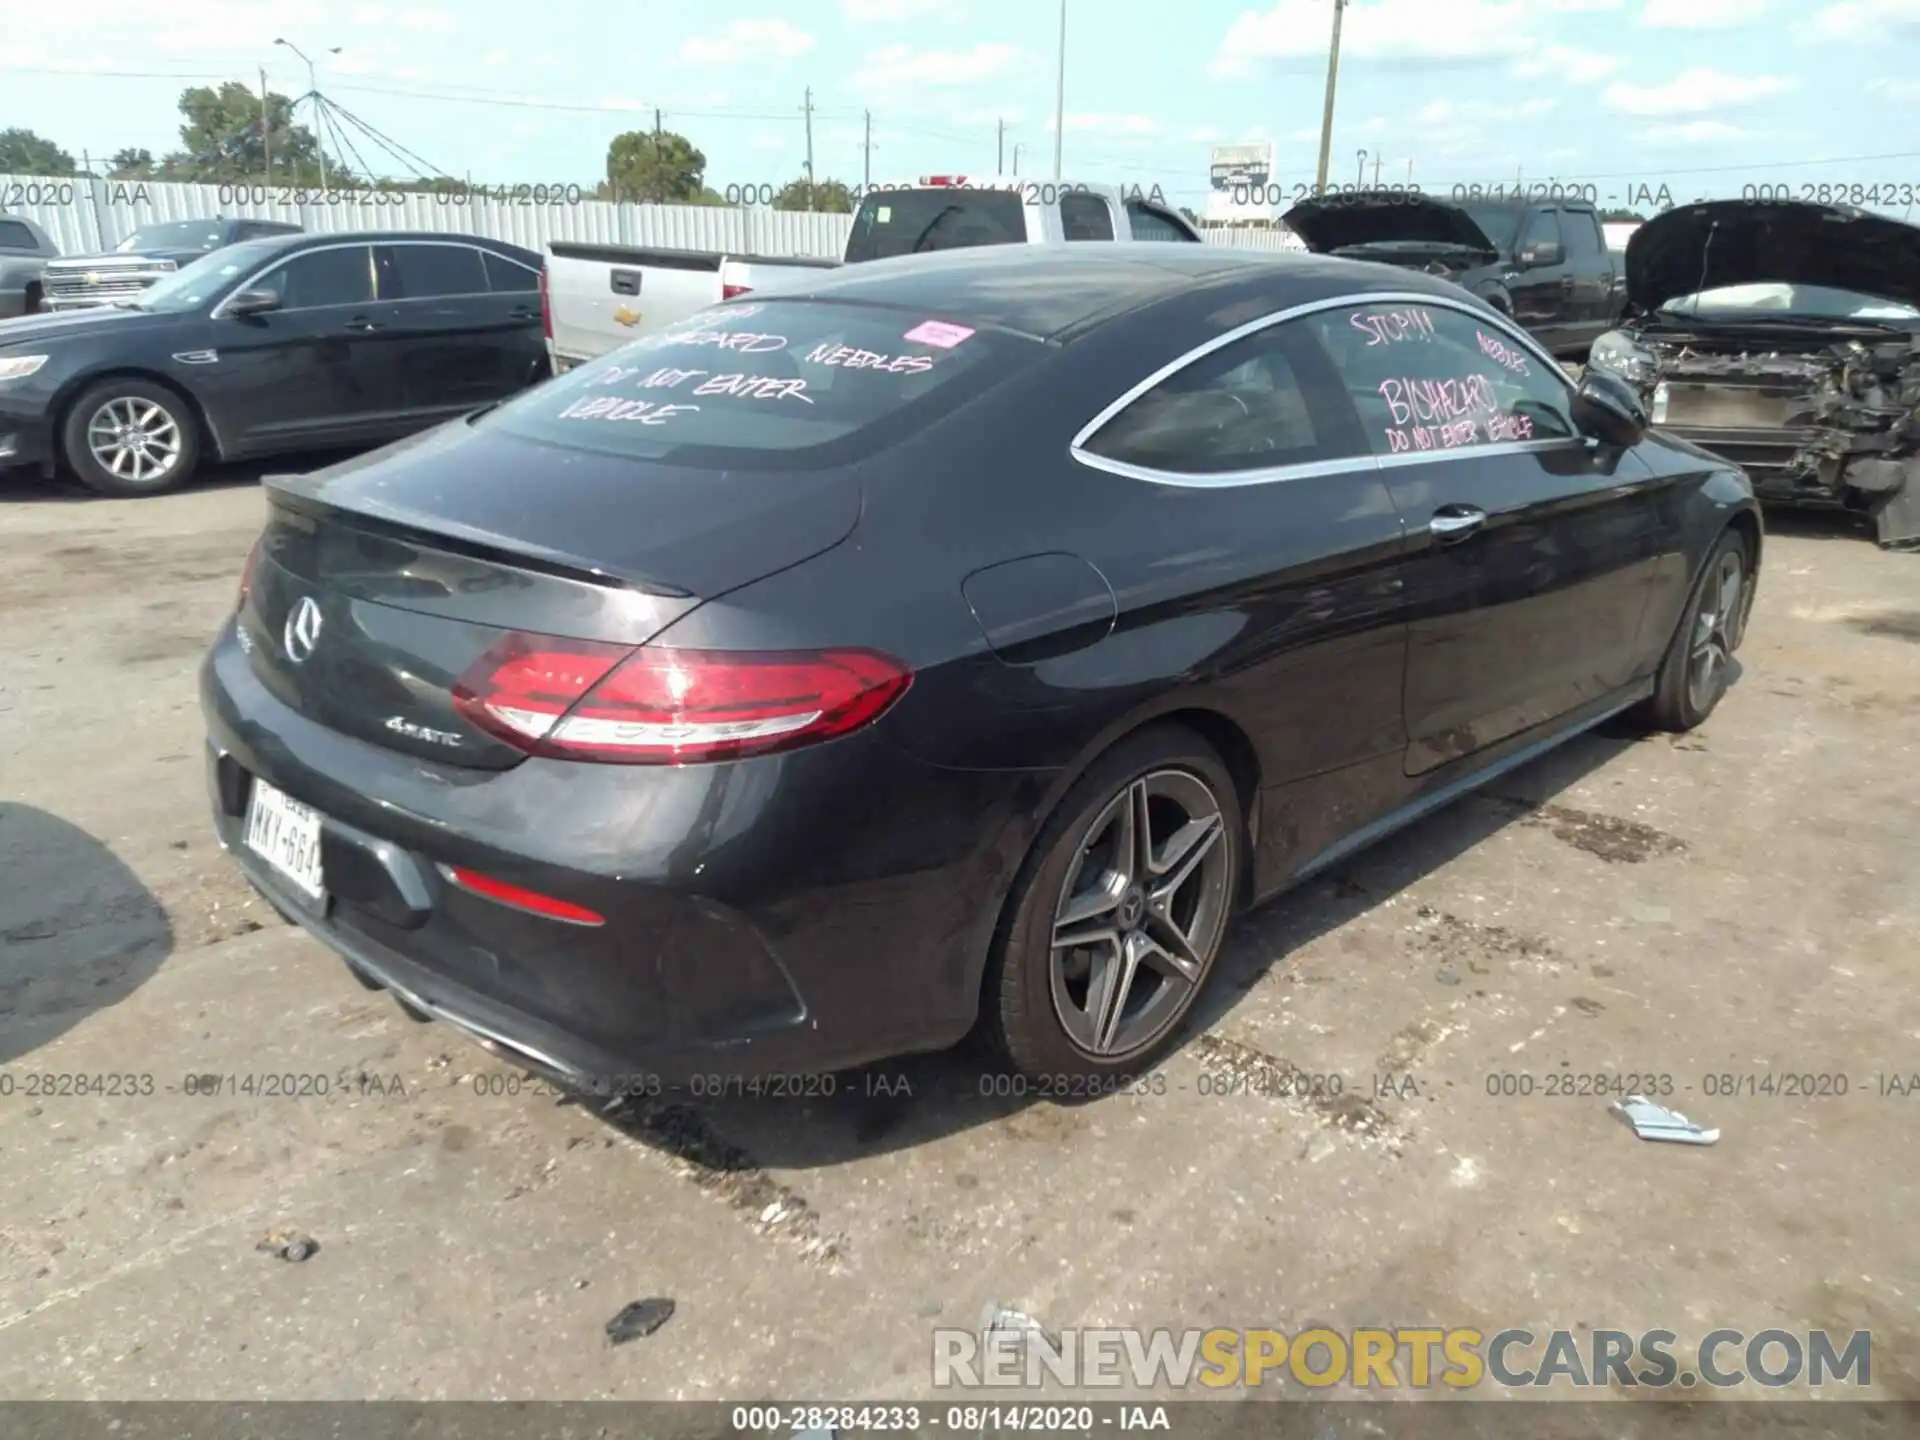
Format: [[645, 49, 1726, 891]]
[[1507, 207, 1570, 351], [379, 243, 546, 419], [1300, 295, 1663, 776]]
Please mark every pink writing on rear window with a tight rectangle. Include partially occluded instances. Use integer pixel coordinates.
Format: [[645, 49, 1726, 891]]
[[1475, 329, 1532, 375], [805, 343, 936, 374], [1350, 308, 1437, 346], [902, 320, 974, 349]]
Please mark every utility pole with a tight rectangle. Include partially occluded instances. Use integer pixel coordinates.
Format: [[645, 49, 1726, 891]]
[[1312, 0, 1346, 194], [1356, 148, 1367, 186], [1052, 0, 1066, 180], [260, 67, 272, 184], [1013, 143, 1022, 176], [863, 109, 872, 190], [997, 117, 1005, 174], [1372, 154, 1381, 186], [1406, 156, 1413, 184], [651, 108, 664, 203], [802, 86, 815, 208], [274, 39, 340, 189]]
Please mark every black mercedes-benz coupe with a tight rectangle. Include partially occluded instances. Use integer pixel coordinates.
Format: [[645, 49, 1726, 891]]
[[200, 244, 1761, 1093]]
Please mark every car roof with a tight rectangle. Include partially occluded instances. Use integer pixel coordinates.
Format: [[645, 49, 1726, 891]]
[[755, 243, 1487, 341], [234, 229, 541, 263]]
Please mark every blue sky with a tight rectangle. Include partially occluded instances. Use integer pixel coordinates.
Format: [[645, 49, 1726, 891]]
[[6, 0, 1920, 215]]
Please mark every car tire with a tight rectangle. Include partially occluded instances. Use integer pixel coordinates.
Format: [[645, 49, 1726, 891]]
[[1637, 527, 1753, 732], [985, 724, 1243, 1082], [61, 378, 201, 497]]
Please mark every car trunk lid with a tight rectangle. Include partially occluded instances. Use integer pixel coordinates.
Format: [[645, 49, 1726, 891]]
[[242, 419, 861, 769], [1281, 192, 1500, 256]]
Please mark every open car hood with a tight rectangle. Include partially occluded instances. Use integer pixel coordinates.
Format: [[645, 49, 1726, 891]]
[[1281, 192, 1498, 255], [1627, 200, 1920, 313]]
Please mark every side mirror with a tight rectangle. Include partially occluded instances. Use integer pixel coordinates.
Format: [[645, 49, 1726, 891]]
[[1518, 241, 1564, 268], [1571, 370, 1648, 448], [225, 286, 280, 316]]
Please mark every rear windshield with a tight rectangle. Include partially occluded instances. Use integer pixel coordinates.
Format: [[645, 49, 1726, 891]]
[[479, 299, 1039, 467], [116, 220, 227, 254], [845, 190, 1028, 262]]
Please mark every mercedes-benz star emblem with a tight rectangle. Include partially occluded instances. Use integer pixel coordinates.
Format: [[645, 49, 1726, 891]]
[[283, 596, 324, 664]]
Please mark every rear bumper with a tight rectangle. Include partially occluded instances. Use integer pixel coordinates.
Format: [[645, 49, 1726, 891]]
[[199, 621, 1032, 1088]]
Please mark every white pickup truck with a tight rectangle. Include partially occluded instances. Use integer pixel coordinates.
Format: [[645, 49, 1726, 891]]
[[542, 177, 1203, 370]]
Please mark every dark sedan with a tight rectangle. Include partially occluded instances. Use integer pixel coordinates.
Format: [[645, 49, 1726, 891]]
[[0, 230, 549, 495], [200, 245, 1762, 1095]]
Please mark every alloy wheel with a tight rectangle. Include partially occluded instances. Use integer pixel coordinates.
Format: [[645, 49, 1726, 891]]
[[1049, 768, 1232, 1060], [1687, 548, 1745, 715], [86, 396, 183, 486]]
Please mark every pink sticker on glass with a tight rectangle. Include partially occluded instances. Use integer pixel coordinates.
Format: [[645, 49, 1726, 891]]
[[903, 320, 975, 349]]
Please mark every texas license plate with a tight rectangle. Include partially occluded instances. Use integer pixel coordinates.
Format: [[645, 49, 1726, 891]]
[[245, 778, 326, 903]]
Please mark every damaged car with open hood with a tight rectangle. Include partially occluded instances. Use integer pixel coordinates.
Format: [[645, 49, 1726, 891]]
[[1586, 199, 1920, 550]]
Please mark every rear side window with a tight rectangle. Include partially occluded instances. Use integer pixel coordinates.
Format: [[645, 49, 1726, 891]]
[[484, 250, 539, 293], [845, 190, 1027, 262], [480, 299, 1039, 469], [1302, 301, 1575, 457], [1060, 193, 1115, 241], [0, 220, 38, 250], [1561, 208, 1603, 259], [384, 243, 488, 298], [1125, 203, 1193, 242], [1082, 321, 1368, 475]]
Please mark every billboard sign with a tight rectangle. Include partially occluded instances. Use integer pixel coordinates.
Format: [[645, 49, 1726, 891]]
[[1206, 142, 1277, 223]]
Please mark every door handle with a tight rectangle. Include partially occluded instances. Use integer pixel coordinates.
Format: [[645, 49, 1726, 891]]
[[508, 307, 538, 320], [343, 315, 383, 332], [1429, 505, 1487, 542]]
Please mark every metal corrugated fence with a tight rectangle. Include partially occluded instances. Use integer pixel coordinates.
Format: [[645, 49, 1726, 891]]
[[5, 174, 1304, 258]]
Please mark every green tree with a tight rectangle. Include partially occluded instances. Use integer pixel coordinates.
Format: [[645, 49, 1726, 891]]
[[109, 148, 157, 179], [161, 82, 324, 183], [771, 177, 854, 213], [605, 129, 707, 204], [1178, 206, 1201, 225], [0, 128, 77, 176], [1597, 207, 1647, 223]]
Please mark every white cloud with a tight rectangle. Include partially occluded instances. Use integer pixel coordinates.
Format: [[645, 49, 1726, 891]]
[[848, 42, 1020, 94], [1803, 0, 1920, 37], [1640, 119, 1756, 141], [839, 0, 957, 17], [681, 18, 816, 64], [479, 48, 510, 67], [1869, 75, 1920, 102], [1511, 44, 1623, 81], [1601, 67, 1799, 114], [348, 5, 458, 31], [1187, 125, 1223, 143], [1214, 0, 1531, 73], [1418, 97, 1555, 122], [1639, 0, 1769, 26], [1062, 112, 1159, 135]]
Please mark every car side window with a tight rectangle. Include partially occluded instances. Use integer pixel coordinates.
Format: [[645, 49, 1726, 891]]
[[483, 251, 540, 293], [0, 220, 37, 250], [1124, 202, 1193, 242], [1081, 320, 1369, 475], [1304, 301, 1577, 458], [385, 244, 488, 300], [1519, 208, 1560, 254], [258, 246, 375, 309], [1060, 193, 1116, 242], [1561, 209, 1603, 259]]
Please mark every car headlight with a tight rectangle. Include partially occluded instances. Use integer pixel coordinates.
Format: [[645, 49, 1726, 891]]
[[1588, 330, 1658, 386], [0, 354, 50, 383]]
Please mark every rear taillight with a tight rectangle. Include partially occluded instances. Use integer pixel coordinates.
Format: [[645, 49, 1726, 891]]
[[237, 533, 264, 610], [721, 282, 753, 300], [538, 266, 552, 340], [451, 636, 912, 765]]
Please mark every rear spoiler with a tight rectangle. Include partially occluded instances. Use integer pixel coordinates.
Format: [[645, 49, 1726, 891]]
[[546, 241, 840, 271]]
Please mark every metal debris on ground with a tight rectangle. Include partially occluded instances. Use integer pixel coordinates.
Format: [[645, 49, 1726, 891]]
[[606, 1296, 676, 1344], [255, 1227, 319, 1262], [1610, 1094, 1720, 1146], [981, 1300, 1060, 1352]]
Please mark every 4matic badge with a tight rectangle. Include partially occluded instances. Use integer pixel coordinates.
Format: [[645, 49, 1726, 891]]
[[386, 716, 464, 748]]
